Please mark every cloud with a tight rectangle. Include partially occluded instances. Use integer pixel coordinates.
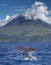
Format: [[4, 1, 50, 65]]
[[5, 15, 10, 21], [34, 1, 44, 6], [0, 14, 19, 27], [0, 15, 10, 27], [24, 1, 51, 24], [0, 1, 51, 27]]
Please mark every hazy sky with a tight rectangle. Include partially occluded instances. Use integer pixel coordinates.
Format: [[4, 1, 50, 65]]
[[0, 0, 51, 19]]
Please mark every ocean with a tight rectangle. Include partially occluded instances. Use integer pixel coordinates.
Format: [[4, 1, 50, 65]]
[[0, 42, 51, 65]]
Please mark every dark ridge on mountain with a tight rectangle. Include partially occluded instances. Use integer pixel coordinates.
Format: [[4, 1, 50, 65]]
[[3, 15, 51, 28]]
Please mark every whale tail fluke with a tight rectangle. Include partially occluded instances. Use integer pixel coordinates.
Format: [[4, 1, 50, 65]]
[[12, 46, 37, 61]]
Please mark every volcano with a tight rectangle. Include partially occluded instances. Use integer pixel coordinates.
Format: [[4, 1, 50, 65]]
[[0, 15, 51, 42]]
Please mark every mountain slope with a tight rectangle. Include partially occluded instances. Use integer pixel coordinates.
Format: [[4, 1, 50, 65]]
[[0, 15, 51, 42], [4, 15, 50, 27]]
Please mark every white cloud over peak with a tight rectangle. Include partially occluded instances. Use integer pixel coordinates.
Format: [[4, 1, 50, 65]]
[[34, 1, 44, 6], [24, 1, 51, 24], [0, 16, 10, 27], [0, 1, 51, 27], [0, 14, 19, 27], [5, 15, 10, 21]]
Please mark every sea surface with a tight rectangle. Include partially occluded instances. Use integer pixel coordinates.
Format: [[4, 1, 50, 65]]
[[0, 42, 51, 65]]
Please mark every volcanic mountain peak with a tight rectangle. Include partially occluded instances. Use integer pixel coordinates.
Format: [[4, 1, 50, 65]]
[[3, 14, 50, 28]]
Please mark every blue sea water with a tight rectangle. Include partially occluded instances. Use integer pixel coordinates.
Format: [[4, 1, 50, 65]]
[[0, 42, 51, 65]]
